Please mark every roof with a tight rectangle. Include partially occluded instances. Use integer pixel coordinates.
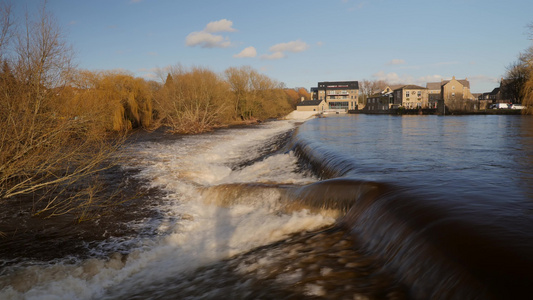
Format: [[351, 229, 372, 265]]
[[427, 78, 471, 89], [297, 100, 324, 106], [442, 79, 470, 89], [368, 92, 393, 98], [317, 81, 359, 90], [368, 93, 383, 98], [426, 82, 441, 90], [388, 85, 405, 91], [393, 85, 427, 91]]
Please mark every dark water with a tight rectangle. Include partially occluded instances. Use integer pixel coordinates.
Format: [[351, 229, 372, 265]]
[[1, 115, 532, 299], [292, 114, 533, 299]]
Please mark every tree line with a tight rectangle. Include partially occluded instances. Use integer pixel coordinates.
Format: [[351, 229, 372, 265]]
[[0, 3, 297, 220], [503, 23, 533, 114]]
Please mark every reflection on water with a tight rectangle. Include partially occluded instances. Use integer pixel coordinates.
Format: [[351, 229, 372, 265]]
[[517, 116, 533, 200], [296, 114, 533, 298], [299, 115, 533, 200]]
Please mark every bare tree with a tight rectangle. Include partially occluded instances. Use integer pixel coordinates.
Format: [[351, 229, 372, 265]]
[[502, 58, 529, 104], [0, 1, 14, 59], [359, 79, 388, 105], [0, 3, 125, 220], [15, 2, 74, 90]]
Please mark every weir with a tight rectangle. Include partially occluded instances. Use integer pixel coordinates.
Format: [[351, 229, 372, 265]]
[[287, 122, 533, 299]]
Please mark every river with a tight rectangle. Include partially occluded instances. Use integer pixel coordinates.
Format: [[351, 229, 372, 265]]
[[1, 114, 532, 299]]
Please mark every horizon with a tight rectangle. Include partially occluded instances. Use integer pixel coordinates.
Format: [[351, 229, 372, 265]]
[[10, 0, 533, 93]]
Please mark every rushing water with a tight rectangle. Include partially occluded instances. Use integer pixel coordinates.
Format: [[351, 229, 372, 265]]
[[1, 114, 532, 299]]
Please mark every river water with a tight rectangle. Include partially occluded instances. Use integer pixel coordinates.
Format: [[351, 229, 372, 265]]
[[1, 114, 532, 299]]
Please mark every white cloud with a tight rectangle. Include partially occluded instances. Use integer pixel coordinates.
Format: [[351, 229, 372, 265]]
[[185, 31, 231, 48], [387, 59, 406, 65], [261, 51, 286, 60], [316, 41, 324, 47], [234, 46, 257, 58], [259, 39, 309, 60], [269, 40, 309, 53], [373, 71, 401, 83], [205, 19, 237, 33], [186, 19, 237, 48]]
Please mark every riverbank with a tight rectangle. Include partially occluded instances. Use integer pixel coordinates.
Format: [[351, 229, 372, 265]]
[[0, 110, 317, 265]]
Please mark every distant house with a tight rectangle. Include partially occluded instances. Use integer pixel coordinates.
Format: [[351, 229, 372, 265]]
[[426, 82, 441, 108], [392, 85, 429, 109], [311, 81, 359, 112], [479, 87, 501, 101], [366, 92, 394, 112], [296, 99, 326, 112], [441, 76, 475, 101], [426, 76, 475, 111]]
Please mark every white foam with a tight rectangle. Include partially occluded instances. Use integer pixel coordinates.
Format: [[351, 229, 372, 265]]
[[0, 119, 333, 299]]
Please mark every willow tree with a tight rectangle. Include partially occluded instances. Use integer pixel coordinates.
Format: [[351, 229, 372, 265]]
[[516, 22, 533, 115], [155, 66, 231, 133], [224, 66, 292, 120], [522, 51, 533, 114]]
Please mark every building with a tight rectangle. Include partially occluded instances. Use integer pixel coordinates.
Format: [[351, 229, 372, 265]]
[[365, 92, 394, 112], [479, 88, 501, 101], [427, 76, 475, 111], [392, 85, 429, 109], [426, 82, 441, 108], [441, 76, 475, 101], [311, 81, 359, 112], [296, 99, 326, 112]]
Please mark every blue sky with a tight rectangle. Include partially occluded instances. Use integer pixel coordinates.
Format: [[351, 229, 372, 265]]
[[13, 0, 533, 93]]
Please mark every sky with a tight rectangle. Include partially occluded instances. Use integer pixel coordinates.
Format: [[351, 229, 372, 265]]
[[11, 0, 533, 93]]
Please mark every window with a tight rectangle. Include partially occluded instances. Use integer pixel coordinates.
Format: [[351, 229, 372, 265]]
[[406, 91, 410, 97], [417, 91, 421, 97], [329, 102, 349, 110]]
